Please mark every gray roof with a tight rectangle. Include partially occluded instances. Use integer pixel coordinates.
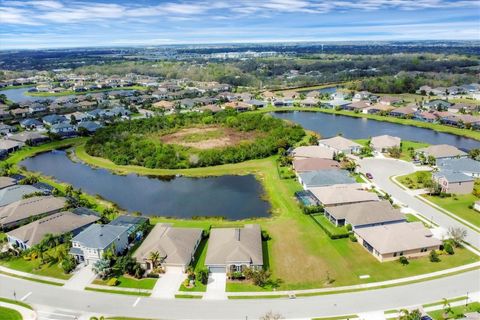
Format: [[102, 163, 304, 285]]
[[7, 211, 99, 247], [0, 177, 16, 190], [299, 169, 356, 188], [133, 223, 203, 266], [326, 201, 405, 227], [355, 222, 442, 254], [72, 224, 129, 249], [437, 158, 480, 175], [433, 170, 474, 183], [0, 196, 66, 227], [0, 185, 42, 207], [205, 224, 263, 266]]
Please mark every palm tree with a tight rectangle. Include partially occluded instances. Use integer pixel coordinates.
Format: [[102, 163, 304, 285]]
[[148, 251, 161, 269]]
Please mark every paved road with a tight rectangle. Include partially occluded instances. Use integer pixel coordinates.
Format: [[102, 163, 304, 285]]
[[1, 270, 479, 319], [358, 158, 480, 249]]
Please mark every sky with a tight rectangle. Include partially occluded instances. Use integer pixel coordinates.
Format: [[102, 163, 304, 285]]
[[0, 0, 479, 49]]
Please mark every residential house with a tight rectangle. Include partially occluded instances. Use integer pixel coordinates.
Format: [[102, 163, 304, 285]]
[[0, 196, 66, 230], [290, 145, 334, 160], [436, 158, 480, 178], [273, 98, 294, 107], [205, 224, 263, 273], [28, 104, 48, 114], [298, 169, 356, 189], [42, 114, 67, 126], [448, 103, 479, 114], [69, 224, 130, 264], [414, 111, 437, 123], [417, 144, 468, 161], [133, 223, 202, 272], [0, 140, 22, 158], [433, 171, 474, 195], [441, 114, 480, 128], [309, 184, 380, 207], [292, 158, 340, 173], [345, 101, 370, 112], [299, 97, 318, 107], [77, 121, 102, 133], [318, 136, 362, 155], [244, 99, 266, 109], [324, 201, 405, 230], [352, 91, 371, 102], [354, 222, 442, 262], [8, 132, 49, 145], [7, 211, 99, 250], [379, 96, 402, 106], [0, 177, 16, 190], [424, 100, 452, 111], [199, 104, 222, 113], [20, 118, 44, 130], [0, 185, 43, 207], [363, 104, 394, 114], [50, 123, 76, 136], [389, 106, 416, 118], [370, 135, 401, 153], [0, 123, 15, 135]]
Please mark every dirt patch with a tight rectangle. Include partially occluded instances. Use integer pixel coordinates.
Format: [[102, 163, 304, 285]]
[[158, 126, 260, 150]]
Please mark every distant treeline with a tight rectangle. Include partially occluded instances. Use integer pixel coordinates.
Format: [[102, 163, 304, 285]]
[[85, 111, 305, 169]]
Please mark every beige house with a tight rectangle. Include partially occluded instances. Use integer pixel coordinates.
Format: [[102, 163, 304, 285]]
[[0, 196, 66, 230], [417, 144, 468, 161], [370, 135, 401, 153], [133, 223, 203, 272], [7, 211, 99, 250], [309, 184, 379, 207], [0, 177, 16, 190], [318, 136, 362, 154], [354, 222, 442, 262], [292, 158, 340, 173], [290, 145, 334, 160], [205, 224, 263, 274]]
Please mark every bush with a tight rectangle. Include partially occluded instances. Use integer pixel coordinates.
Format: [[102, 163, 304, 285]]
[[196, 268, 209, 285], [244, 268, 271, 287], [444, 242, 455, 255], [60, 256, 77, 274], [345, 224, 352, 232], [399, 256, 409, 265], [429, 250, 440, 262], [107, 278, 118, 286], [146, 273, 159, 278], [349, 234, 357, 242], [301, 205, 324, 214], [261, 230, 271, 241]]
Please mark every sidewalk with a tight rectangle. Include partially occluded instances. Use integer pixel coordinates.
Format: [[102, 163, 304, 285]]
[[0, 301, 37, 320], [0, 266, 66, 285]]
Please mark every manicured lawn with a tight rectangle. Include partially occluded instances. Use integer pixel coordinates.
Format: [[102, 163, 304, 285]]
[[85, 287, 150, 296], [25, 85, 148, 97], [0, 307, 22, 320], [427, 301, 480, 320], [423, 193, 480, 228], [399, 140, 430, 161], [0, 297, 33, 310], [93, 275, 157, 290], [397, 171, 432, 189], [0, 232, 6, 242], [0, 245, 72, 280]]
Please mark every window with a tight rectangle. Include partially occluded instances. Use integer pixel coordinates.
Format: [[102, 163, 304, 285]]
[[393, 252, 397, 257], [399, 252, 404, 256]]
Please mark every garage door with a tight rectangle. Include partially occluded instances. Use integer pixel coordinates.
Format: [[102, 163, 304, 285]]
[[208, 266, 225, 273]]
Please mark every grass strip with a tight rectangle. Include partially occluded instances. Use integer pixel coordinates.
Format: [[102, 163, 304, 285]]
[[0, 270, 63, 286], [85, 287, 150, 296], [0, 297, 33, 310], [174, 294, 202, 299]]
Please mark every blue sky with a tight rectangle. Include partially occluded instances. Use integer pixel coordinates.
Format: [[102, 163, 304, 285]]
[[1, 0, 479, 49]]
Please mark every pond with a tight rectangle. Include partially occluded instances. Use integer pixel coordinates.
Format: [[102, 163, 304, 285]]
[[1, 86, 137, 103], [20, 151, 271, 220], [272, 111, 480, 151]]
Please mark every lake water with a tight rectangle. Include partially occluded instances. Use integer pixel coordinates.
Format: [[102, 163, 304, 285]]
[[20, 151, 270, 220], [1, 86, 136, 103], [272, 111, 480, 151]]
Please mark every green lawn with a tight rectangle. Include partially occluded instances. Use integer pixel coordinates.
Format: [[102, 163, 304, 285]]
[[423, 193, 480, 228], [399, 140, 430, 161], [0, 245, 72, 280], [93, 275, 157, 290], [397, 171, 432, 190], [0, 232, 6, 242], [0, 307, 22, 320], [0, 297, 33, 310], [427, 301, 480, 320], [85, 287, 150, 296]]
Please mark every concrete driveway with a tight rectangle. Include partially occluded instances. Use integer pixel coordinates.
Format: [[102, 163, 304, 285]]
[[63, 265, 97, 291], [151, 267, 185, 299], [203, 271, 227, 300], [357, 157, 480, 248]]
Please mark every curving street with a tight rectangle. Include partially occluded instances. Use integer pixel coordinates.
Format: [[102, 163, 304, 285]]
[[358, 158, 480, 249]]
